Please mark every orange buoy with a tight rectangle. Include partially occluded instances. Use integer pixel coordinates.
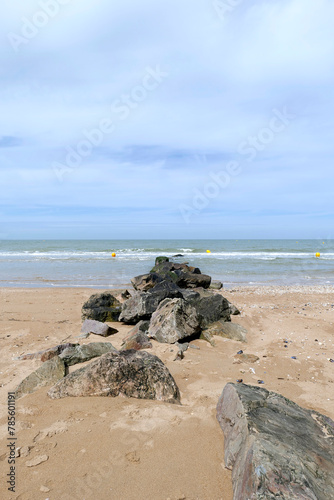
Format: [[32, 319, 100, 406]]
[[111, 252, 116, 257], [315, 252, 320, 258]]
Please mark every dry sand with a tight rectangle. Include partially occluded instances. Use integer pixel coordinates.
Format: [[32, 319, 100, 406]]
[[0, 285, 333, 500]]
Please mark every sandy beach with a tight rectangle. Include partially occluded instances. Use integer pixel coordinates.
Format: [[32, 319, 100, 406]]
[[1, 285, 333, 500]]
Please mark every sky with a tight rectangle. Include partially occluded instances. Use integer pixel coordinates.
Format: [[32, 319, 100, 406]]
[[0, 0, 333, 239]]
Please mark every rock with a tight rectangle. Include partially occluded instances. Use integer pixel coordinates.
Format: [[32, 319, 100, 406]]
[[81, 319, 118, 337], [210, 280, 223, 290], [228, 301, 241, 315], [173, 254, 184, 257], [184, 288, 231, 327], [122, 331, 152, 351], [48, 350, 180, 404], [115, 289, 131, 303], [131, 273, 163, 291], [200, 330, 216, 347], [155, 256, 169, 265], [128, 320, 150, 335], [234, 353, 259, 363], [150, 261, 211, 289], [217, 383, 334, 500], [204, 321, 247, 342], [174, 342, 189, 360], [119, 280, 183, 324], [17, 343, 78, 362], [59, 342, 117, 366], [25, 455, 49, 467], [82, 292, 121, 322], [40, 486, 50, 493], [148, 298, 201, 344], [15, 356, 65, 399]]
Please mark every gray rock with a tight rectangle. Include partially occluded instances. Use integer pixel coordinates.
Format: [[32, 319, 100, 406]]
[[82, 292, 121, 322], [183, 288, 231, 327], [121, 331, 152, 351], [131, 273, 163, 291], [210, 280, 223, 290], [59, 342, 117, 366], [204, 321, 247, 342], [150, 261, 211, 289], [217, 383, 334, 500], [81, 319, 118, 337], [15, 356, 65, 399], [48, 350, 180, 404], [16, 343, 78, 362], [148, 297, 201, 344], [119, 280, 183, 324]]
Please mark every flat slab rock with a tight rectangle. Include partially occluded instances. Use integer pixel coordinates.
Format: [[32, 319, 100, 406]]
[[48, 350, 180, 404], [81, 319, 118, 337], [204, 321, 247, 342], [59, 342, 117, 366], [217, 383, 334, 500], [15, 356, 65, 399]]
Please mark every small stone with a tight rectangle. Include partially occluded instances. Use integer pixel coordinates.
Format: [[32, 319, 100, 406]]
[[237, 350, 243, 355], [25, 455, 49, 467], [236, 379, 243, 383], [291, 356, 297, 360], [40, 486, 50, 493], [257, 380, 265, 384]]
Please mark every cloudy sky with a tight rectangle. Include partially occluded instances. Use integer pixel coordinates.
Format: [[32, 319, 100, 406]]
[[1, 0, 333, 239]]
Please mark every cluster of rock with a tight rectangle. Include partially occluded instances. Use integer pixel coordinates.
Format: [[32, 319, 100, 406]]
[[82, 256, 242, 348]]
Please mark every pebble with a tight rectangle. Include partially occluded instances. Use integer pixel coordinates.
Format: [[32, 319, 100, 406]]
[[237, 350, 243, 355], [25, 455, 49, 467], [258, 380, 265, 384], [291, 356, 297, 360], [236, 379, 243, 383], [40, 486, 50, 493]]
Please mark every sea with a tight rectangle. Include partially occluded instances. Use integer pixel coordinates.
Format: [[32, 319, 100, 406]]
[[0, 239, 333, 288]]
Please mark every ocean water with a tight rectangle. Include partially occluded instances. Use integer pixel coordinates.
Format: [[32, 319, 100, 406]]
[[0, 239, 333, 288]]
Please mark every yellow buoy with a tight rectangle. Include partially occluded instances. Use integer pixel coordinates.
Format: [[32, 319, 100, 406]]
[[206, 249, 211, 253], [111, 252, 116, 257], [315, 252, 320, 258]]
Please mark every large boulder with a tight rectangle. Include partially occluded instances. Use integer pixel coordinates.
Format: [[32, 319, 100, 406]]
[[119, 280, 183, 324], [204, 321, 247, 342], [131, 272, 163, 291], [48, 350, 180, 404], [81, 319, 118, 337], [15, 356, 65, 399], [148, 297, 201, 344], [150, 261, 211, 289], [217, 383, 334, 500], [81, 292, 121, 322], [155, 256, 169, 265], [59, 342, 117, 366], [183, 288, 231, 327]]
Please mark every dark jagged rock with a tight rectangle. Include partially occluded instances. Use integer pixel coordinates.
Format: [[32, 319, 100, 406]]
[[81, 292, 121, 322], [15, 356, 66, 399], [122, 331, 152, 351], [148, 298, 201, 344], [150, 261, 210, 289], [119, 280, 183, 324], [59, 342, 117, 366], [183, 288, 231, 327], [228, 301, 241, 315], [217, 383, 334, 500], [16, 343, 78, 362], [204, 320, 247, 342], [48, 350, 180, 404], [131, 272, 163, 291], [81, 319, 118, 337]]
